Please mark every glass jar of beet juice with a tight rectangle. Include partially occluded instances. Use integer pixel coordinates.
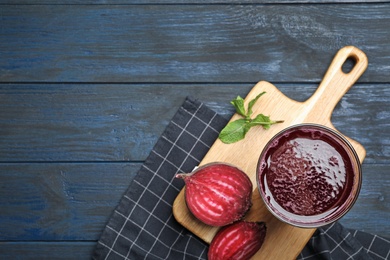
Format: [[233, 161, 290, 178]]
[[257, 124, 362, 228]]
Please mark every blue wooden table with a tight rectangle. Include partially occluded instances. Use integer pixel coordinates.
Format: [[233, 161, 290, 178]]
[[1, 1, 389, 258]]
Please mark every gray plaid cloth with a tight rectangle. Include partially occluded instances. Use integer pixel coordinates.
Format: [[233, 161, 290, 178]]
[[93, 97, 389, 260]]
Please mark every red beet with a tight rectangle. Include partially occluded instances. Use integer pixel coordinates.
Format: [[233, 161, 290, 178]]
[[176, 163, 252, 226], [208, 221, 267, 260]]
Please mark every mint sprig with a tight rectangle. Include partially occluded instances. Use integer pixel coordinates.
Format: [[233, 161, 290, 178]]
[[218, 92, 284, 144]]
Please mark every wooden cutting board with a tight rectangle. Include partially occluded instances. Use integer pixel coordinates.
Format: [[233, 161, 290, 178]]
[[172, 46, 368, 259]]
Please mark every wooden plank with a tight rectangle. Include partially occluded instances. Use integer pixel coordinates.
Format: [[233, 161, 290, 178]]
[[0, 163, 388, 242], [0, 242, 95, 259], [0, 0, 387, 4], [173, 47, 369, 259], [1, 4, 390, 82], [340, 164, 390, 236], [0, 83, 388, 163], [0, 163, 140, 241]]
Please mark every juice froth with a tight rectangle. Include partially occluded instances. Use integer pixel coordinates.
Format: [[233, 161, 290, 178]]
[[259, 126, 356, 218]]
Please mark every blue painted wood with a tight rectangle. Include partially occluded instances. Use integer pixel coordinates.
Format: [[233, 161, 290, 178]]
[[0, 84, 388, 163], [0, 242, 95, 259], [0, 1, 389, 259], [0, 163, 388, 241], [1, 5, 390, 83], [340, 164, 390, 236], [0, 163, 140, 241], [1, 0, 388, 3]]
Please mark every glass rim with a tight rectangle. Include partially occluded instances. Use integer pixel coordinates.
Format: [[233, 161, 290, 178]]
[[256, 123, 362, 228]]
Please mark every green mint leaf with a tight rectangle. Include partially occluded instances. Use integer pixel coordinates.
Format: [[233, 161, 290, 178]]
[[250, 114, 284, 129], [218, 91, 284, 144], [230, 96, 246, 117], [219, 119, 251, 144], [247, 91, 266, 117]]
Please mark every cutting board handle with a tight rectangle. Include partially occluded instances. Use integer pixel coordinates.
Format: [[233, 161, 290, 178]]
[[307, 46, 368, 119]]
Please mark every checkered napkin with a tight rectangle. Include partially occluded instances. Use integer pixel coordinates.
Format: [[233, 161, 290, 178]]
[[93, 97, 389, 260]]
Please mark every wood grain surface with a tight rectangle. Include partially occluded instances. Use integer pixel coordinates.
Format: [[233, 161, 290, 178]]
[[1, 5, 390, 83], [1, 0, 389, 3], [1, 2, 389, 259], [173, 46, 369, 259]]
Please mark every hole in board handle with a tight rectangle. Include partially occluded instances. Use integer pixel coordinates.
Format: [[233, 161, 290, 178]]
[[342, 55, 358, 74]]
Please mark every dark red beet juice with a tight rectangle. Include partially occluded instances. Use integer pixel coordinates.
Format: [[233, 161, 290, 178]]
[[257, 124, 362, 228]]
